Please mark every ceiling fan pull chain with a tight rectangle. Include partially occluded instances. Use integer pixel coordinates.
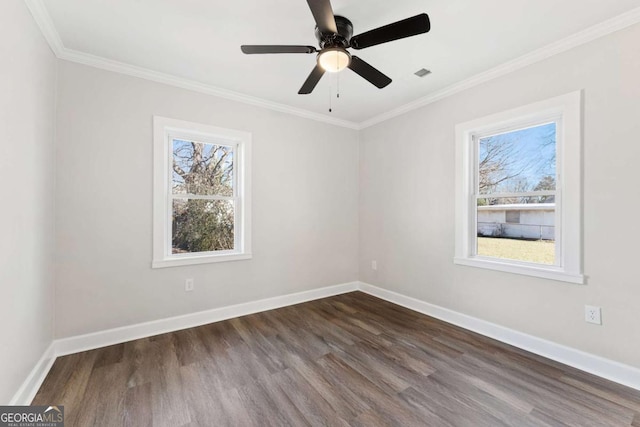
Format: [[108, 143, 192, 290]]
[[329, 82, 333, 113], [337, 72, 340, 99]]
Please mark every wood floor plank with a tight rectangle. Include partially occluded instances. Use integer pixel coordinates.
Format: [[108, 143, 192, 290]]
[[271, 367, 350, 426], [212, 386, 254, 427], [148, 335, 191, 427], [172, 328, 210, 367], [32, 351, 98, 426], [423, 370, 532, 426], [559, 373, 640, 413], [332, 342, 415, 394], [72, 362, 127, 427], [93, 343, 125, 369], [32, 292, 640, 426], [439, 363, 536, 414], [475, 350, 635, 424], [253, 375, 310, 426], [123, 383, 152, 427], [179, 363, 228, 427], [236, 381, 292, 427], [316, 353, 428, 426], [287, 355, 364, 420], [121, 338, 155, 389], [399, 385, 504, 427], [458, 352, 634, 426]]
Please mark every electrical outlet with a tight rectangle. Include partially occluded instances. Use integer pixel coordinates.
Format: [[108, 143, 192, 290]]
[[185, 278, 194, 292], [371, 260, 378, 271], [585, 305, 601, 325]]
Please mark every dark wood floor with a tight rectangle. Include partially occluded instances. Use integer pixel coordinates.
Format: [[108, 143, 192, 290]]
[[34, 292, 640, 426]]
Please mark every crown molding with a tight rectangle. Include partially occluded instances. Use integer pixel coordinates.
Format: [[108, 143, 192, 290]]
[[24, 0, 63, 56], [22, 1, 359, 130], [57, 48, 360, 129], [359, 6, 640, 129], [24, 0, 640, 131]]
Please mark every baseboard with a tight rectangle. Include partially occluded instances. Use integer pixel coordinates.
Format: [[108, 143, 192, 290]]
[[10, 281, 357, 403], [14, 279, 640, 404], [9, 342, 56, 405], [55, 281, 359, 356], [358, 282, 640, 392]]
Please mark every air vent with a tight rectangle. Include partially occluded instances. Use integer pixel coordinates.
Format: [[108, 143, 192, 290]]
[[414, 68, 432, 77]]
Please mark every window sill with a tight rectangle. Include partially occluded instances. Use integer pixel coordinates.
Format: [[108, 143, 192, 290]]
[[152, 253, 252, 268], [453, 257, 584, 284]]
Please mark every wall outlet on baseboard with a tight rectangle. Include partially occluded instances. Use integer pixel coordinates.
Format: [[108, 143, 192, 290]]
[[585, 305, 601, 325], [185, 278, 194, 292], [371, 260, 378, 271]]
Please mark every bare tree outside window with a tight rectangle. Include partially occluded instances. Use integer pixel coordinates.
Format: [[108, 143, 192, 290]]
[[171, 139, 235, 253], [478, 123, 556, 204]]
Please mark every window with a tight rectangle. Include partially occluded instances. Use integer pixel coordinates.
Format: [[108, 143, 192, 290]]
[[454, 92, 583, 284], [476, 122, 557, 265], [505, 210, 520, 224], [153, 117, 251, 268]]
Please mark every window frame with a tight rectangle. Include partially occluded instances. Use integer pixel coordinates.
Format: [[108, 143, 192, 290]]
[[152, 116, 252, 268], [454, 92, 583, 284]]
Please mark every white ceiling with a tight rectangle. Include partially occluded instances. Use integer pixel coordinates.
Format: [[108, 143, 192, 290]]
[[40, 0, 640, 124]]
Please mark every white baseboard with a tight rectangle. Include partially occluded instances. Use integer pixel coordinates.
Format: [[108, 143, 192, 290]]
[[358, 282, 640, 391], [55, 281, 359, 356], [9, 342, 56, 405], [11, 281, 358, 404], [12, 279, 640, 404]]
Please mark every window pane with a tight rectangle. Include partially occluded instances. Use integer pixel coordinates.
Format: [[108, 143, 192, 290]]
[[478, 123, 556, 195], [477, 198, 555, 265], [172, 139, 234, 196], [172, 199, 234, 253]]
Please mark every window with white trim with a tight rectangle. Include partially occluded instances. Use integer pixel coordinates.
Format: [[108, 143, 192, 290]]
[[153, 117, 251, 268], [454, 92, 583, 284]]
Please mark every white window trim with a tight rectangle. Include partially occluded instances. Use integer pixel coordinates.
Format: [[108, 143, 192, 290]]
[[454, 91, 583, 284], [152, 116, 252, 268]]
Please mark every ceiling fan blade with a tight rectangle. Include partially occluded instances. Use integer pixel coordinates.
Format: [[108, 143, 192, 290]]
[[241, 45, 317, 54], [348, 56, 392, 89], [298, 64, 325, 94], [350, 13, 430, 50], [306, 0, 338, 35]]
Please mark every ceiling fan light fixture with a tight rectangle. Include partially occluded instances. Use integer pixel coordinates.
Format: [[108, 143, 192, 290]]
[[317, 48, 351, 73]]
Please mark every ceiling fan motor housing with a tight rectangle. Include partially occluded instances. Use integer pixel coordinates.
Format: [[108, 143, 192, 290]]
[[315, 15, 353, 49]]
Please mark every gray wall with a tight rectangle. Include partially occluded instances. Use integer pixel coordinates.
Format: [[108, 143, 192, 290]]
[[54, 62, 359, 338], [359, 23, 640, 367], [0, 2, 57, 403]]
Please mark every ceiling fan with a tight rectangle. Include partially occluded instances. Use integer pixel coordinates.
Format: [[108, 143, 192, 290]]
[[240, 0, 431, 94]]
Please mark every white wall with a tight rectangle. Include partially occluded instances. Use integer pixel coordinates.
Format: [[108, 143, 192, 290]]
[[359, 23, 640, 368], [0, 2, 56, 403], [54, 62, 359, 338]]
